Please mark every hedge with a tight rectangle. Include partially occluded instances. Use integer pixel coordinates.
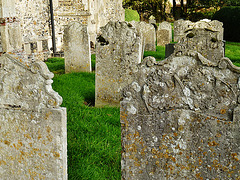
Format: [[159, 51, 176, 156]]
[[212, 6, 240, 42]]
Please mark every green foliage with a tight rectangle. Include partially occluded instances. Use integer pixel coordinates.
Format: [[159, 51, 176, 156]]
[[125, 9, 140, 22], [123, 0, 169, 21], [212, 6, 240, 42]]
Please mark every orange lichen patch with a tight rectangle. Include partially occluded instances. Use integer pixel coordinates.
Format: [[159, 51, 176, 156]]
[[178, 125, 184, 131], [208, 141, 219, 146], [140, 147, 146, 156], [4, 140, 10, 146], [139, 170, 143, 174], [171, 156, 176, 162], [231, 153, 239, 161], [173, 132, 178, 137], [53, 151, 60, 158], [203, 152, 207, 156], [45, 112, 52, 120], [133, 131, 139, 138], [24, 134, 32, 139], [199, 158, 203, 165], [220, 109, 226, 114], [205, 117, 210, 121], [217, 120, 221, 123], [0, 160, 7, 165]]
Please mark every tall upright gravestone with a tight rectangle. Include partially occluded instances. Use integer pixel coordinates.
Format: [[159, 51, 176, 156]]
[[130, 21, 156, 52], [121, 30, 240, 179], [157, 21, 172, 46], [64, 21, 91, 73], [0, 55, 67, 179], [95, 21, 141, 107]]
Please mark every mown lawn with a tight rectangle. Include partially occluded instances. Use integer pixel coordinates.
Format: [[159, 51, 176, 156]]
[[46, 41, 240, 179]]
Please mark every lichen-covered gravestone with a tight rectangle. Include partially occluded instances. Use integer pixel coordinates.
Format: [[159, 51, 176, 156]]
[[174, 19, 193, 42], [157, 21, 172, 46], [0, 54, 67, 179], [121, 51, 240, 178], [130, 21, 156, 51], [175, 21, 224, 62], [174, 20, 223, 43], [64, 21, 91, 73], [95, 21, 141, 107]]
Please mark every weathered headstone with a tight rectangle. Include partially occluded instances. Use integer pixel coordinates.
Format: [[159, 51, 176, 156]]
[[174, 20, 224, 43], [0, 54, 67, 179], [174, 19, 193, 42], [157, 21, 172, 46], [64, 21, 91, 73], [121, 51, 240, 179], [95, 21, 141, 107], [130, 21, 156, 51], [175, 22, 224, 62]]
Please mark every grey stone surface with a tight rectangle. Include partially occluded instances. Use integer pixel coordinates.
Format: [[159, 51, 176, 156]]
[[0, 54, 67, 179], [157, 21, 172, 46], [174, 20, 224, 43], [174, 19, 192, 42], [130, 21, 156, 51], [95, 21, 141, 107], [121, 51, 240, 179], [64, 21, 91, 73], [175, 25, 224, 63]]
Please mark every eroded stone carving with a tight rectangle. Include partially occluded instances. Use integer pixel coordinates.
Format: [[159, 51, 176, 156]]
[[121, 52, 240, 179], [64, 21, 91, 73], [174, 20, 224, 43], [0, 54, 67, 179], [95, 21, 141, 107], [174, 25, 224, 62]]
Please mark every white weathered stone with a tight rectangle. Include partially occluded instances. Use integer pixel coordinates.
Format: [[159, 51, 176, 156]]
[[121, 51, 240, 180], [0, 54, 67, 179], [64, 21, 91, 73], [95, 21, 141, 107]]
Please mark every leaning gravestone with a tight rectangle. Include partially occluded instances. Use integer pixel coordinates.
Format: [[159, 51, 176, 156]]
[[64, 21, 91, 73], [130, 21, 156, 51], [95, 21, 141, 107], [121, 50, 240, 179], [157, 21, 172, 46], [0, 54, 67, 179]]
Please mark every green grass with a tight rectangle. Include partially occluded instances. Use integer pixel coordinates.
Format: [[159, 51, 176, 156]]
[[51, 72, 121, 179], [143, 45, 165, 61], [91, 54, 96, 71], [125, 9, 140, 22], [225, 41, 240, 64], [45, 41, 240, 179]]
